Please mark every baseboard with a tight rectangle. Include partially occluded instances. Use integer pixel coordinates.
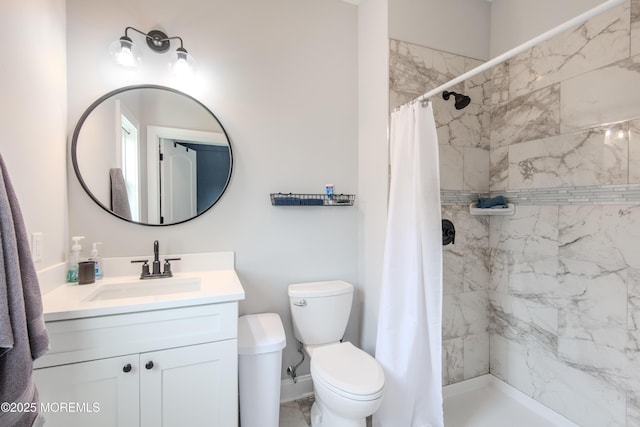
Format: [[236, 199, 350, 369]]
[[280, 374, 314, 403]]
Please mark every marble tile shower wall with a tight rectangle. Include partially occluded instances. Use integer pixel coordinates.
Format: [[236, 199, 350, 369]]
[[390, 40, 491, 194], [489, 1, 640, 426], [390, 40, 492, 386], [391, 1, 640, 423]]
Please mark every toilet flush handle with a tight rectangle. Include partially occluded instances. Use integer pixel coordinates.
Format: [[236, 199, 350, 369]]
[[293, 299, 307, 307]]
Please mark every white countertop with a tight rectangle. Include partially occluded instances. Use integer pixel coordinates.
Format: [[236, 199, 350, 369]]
[[41, 252, 245, 322]]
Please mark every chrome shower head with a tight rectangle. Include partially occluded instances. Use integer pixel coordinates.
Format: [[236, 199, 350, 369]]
[[442, 91, 471, 110]]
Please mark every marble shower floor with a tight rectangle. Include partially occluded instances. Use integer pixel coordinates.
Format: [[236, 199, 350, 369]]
[[279, 376, 574, 427]]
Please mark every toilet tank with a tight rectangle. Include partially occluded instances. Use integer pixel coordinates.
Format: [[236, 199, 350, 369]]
[[288, 280, 353, 346]]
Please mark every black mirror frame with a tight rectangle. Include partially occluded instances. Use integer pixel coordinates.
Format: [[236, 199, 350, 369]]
[[71, 84, 233, 226]]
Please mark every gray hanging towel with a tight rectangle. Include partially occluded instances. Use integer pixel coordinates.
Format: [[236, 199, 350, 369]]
[[109, 167, 132, 220], [0, 153, 49, 427]]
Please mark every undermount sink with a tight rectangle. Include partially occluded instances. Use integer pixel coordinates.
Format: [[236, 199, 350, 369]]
[[84, 276, 202, 302]]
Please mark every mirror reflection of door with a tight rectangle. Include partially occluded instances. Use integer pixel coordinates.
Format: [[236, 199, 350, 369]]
[[159, 139, 197, 224], [146, 125, 230, 224]]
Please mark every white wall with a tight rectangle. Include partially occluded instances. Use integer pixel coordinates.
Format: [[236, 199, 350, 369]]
[[0, 0, 68, 270], [66, 0, 359, 379], [490, 0, 609, 57], [389, 0, 491, 61], [357, 0, 389, 354]]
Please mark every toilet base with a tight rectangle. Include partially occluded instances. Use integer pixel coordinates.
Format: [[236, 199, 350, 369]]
[[310, 400, 366, 427]]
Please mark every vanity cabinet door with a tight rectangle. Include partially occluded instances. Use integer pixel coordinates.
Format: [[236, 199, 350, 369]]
[[140, 339, 238, 427], [33, 355, 140, 427]]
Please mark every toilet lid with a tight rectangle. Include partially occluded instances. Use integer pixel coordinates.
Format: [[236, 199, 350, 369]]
[[311, 342, 384, 398]]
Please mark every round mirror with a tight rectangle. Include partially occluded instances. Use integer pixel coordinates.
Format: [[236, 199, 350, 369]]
[[72, 85, 232, 226]]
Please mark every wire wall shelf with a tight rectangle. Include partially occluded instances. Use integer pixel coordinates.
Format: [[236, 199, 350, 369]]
[[270, 193, 355, 206]]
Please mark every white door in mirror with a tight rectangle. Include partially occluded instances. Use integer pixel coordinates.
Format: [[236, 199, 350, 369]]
[[160, 138, 197, 224]]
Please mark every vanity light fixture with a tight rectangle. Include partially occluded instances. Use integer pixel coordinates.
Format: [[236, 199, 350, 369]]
[[109, 27, 196, 77]]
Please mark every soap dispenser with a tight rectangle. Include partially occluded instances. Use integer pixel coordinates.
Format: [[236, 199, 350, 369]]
[[67, 236, 85, 283], [89, 242, 103, 280]]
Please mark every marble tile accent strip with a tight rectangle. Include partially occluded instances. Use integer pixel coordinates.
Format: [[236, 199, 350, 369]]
[[442, 184, 640, 206], [493, 184, 640, 205], [440, 190, 489, 205]]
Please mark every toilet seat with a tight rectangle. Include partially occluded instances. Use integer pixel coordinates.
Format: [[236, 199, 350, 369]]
[[310, 342, 384, 401]]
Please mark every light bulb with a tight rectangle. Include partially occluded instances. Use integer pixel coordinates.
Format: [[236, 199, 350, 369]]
[[170, 48, 196, 78], [117, 46, 135, 67], [109, 36, 142, 68]]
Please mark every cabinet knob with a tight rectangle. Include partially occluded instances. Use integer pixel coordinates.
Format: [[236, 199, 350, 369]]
[[122, 363, 132, 373], [145, 361, 154, 370]]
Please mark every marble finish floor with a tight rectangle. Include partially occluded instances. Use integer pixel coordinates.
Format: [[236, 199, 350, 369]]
[[279, 397, 373, 427], [279, 397, 313, 427]]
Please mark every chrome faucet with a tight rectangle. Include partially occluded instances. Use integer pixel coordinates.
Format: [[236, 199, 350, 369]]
[[131, 240, 181, 279]]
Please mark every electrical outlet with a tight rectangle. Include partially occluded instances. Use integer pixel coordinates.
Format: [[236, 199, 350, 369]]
[[31, 232, 43, 262]]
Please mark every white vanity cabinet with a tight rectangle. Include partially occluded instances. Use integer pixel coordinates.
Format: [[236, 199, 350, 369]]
[[33, 354, 140, 426], [33, 302, 239, 427]]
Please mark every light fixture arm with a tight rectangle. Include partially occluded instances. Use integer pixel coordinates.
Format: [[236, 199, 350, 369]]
[[122, 26, 186, 54]]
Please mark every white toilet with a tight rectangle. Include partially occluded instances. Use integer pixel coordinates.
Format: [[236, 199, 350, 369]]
[[288, 280, 384, 427]]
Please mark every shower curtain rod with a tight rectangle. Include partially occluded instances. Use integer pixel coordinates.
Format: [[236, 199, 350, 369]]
[[408, 0, 625, 108]]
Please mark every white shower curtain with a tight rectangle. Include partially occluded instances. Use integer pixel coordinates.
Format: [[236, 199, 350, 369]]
[[374, 101, 443, 427]]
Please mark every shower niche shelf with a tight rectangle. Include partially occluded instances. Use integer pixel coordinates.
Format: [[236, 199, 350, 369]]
[[270, 193, 355, 206], [469, 203, 515, 216]]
